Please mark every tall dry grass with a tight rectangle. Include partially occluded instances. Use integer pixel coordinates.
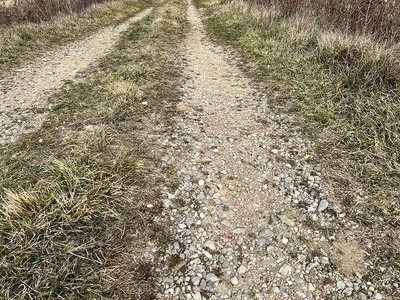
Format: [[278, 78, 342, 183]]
[[0, 0, 112, 24], [245, 0, 400, 43]]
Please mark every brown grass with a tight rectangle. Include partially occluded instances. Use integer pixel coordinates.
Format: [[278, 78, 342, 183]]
[[241, 0, 400, 43], [0, 0, 114, 24]]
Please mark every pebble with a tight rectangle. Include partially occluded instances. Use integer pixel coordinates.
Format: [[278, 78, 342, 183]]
[[231, 276, 239, 286], [337, 281, 346, 290], [317, 200, 329, 212], [279, 264, 292, 276], [204, 240, 216, 251], [191, 277, 200, 286], [237, 265, 247, 274], [206, 273, 219, 283], [193, 291, 202, 300]]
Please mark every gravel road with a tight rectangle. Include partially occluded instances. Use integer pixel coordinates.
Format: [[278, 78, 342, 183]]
[[149, 2, 391, 299], [0, 8, 152, 145]]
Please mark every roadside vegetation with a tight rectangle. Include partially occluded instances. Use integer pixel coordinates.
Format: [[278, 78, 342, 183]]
[[244, 0, 400, 42], [193, 0, 399, 296], [1, 0, 116, 23], [0, 0, 151, 74], [0, 0, 187, 297]]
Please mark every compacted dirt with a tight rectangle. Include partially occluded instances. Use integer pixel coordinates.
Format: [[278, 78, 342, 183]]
[[0, 7, 152, 145]]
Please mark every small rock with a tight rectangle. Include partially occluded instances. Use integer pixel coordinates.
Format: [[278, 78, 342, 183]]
[[185, 216, 194, 227], [320, 257, 329, 264], [219, 255, 226, 264], [279, 264, 292, 276], [258, 227, 274, 237], [191, 276, 200, 286], [374, 293, 383, 300], [231, 276, 239, 286], [200, 279, 207, 288], [204, 240, 216, 251], [193, 291, 202, 300], [317, 200, 329, 212], [237, 265, 247, 274], [206, 273, 219, 282], [344, 287, 354, 296], [281, 237, 289, 244], [163, 199, 172, 208], [337, 281, 346, 290]]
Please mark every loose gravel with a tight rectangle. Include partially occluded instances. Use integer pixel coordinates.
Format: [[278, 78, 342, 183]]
[[0, 8, 152, 145], [145, 2, 395, 299]]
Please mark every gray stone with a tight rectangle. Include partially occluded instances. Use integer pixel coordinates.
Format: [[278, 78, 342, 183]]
[[344, 287, 354, 296], [358, 292, 367, 300], [193, 291, 202, 300], [337, 281, 346, 290], [272, 286, 280, 293], [185, 216, 194, 227], [318, 200, 329, 212], [200, 278, 207, 288], [206, 273, 219, 282], [219, 255, 226, 264], [191, 276, 200, 286], [320, 256, 329, 264]]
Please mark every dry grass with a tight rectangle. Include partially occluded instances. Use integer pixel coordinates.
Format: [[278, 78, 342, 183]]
[[240, 0, 400, 43], [0, 0, 151, 74], [0, 0, 187, 297], [1, 0, 114, 23]]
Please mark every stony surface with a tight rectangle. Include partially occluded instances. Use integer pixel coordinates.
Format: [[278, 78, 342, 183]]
[[0, 8, 152, 145], [145, 1, 398, 299]]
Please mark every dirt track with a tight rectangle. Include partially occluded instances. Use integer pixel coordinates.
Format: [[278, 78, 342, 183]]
[[0, 7, 152, 145]]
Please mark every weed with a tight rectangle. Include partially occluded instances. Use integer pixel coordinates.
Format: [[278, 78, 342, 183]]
[[386, 250, 400, 270]]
